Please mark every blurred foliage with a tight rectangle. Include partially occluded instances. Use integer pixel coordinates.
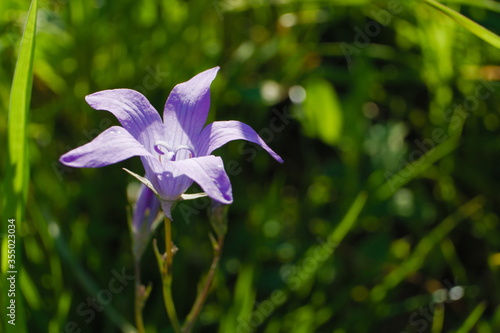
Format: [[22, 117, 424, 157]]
[[1, 0, 500, 332]]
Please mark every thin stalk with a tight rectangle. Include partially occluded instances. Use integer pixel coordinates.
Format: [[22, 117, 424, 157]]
[[133, 259, 146, 333], [182, 233, 225, 333], [165, 216, 174, 274], [154, 218, 182, 333], [163, 271, 181, 333]]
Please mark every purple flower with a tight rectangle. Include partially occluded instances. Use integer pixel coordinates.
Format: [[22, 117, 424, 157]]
[[131, 184, 161, 258], [133, 184, 161, 231], [60, 67, 283, 217]]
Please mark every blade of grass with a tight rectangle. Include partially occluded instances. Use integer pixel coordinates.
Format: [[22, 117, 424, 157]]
[[432, 303, 445, 333], [370, 196, 485, 302], [283, 191, 367, 292], [375, 135, 460, 201], [440, 238, 469, 285], [422, 0, 500, 48], [440, 0, 500, 13], [455, 301, 487, 333], [218, 266, 256, 333], [1, 1, 38, 332], [27, 195, 74, 331], [47, 217, 138, 333], [328, 191, 367, 245], [218, 0, 371, 13], [1, 1, 37, 221], [227, 191, 367, 331]]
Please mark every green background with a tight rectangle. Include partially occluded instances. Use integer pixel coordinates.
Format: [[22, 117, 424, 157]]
[[1, 0, 500, 332]]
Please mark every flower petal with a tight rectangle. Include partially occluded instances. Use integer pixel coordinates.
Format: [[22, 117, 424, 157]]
[[163, 67, 219, 147], [60, 126, 154, 168], [85, 89, 163, 152], [166, 155, 232, 204], [141, 156, 194, 203], [197, 120, 284, 163], [131, 183, 162, 259], [133, 184, 161, 231]]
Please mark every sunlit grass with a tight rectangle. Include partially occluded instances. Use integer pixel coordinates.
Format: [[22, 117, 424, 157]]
[[1, 0, 499, 332]]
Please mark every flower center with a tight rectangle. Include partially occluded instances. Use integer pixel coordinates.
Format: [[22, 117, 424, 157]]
[[154, 141, 195, 161]]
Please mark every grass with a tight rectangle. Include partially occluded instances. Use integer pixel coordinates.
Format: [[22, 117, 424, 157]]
[[1, 0, 500, 332]]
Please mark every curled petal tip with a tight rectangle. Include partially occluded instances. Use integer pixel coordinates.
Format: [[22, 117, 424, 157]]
[[58, 154, 70, 166], [220, 197, 233, 205], [217, 188, 233, 205], [58, 150, 81, 167]]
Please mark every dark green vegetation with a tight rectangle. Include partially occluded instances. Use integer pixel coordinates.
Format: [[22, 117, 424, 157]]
[[1, 0, 500, 332]]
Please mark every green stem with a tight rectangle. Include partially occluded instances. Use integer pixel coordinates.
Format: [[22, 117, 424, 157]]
[[154, 218, 182, 333], [182, 233, 225, 333], [134, 259, 146, 333], [163, 272, 181, 333]]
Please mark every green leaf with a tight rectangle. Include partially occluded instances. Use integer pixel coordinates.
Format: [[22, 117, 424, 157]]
[[328, 191, 367, 245], [290, 191, 367, 291], [440, 0, 500, 13], [301, 78, 343, 146], [370, 196, 485, 302], [455, 301, 487, 333], [375, 135, 460, 201], [2, 0, 37, 218], [1, 1, 38, 332], [48, 217, 138, 333], [423, 0, 500, 48], [431, 301, 445, 333]]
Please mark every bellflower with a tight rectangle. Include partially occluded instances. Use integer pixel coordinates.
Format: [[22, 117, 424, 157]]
[[60, 67, 283, 218], [131, 184, 162, 258]]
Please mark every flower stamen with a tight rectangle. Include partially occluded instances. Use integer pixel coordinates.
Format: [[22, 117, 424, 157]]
[[154, 141, 172, 155], [173, 146, 195, 161], [154, 141, 175, 161], [155, 142, 195, 162]]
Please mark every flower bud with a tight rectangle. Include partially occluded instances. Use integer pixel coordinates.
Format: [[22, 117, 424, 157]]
[[131, 184, 161, 259], [208, 200, 228, 238]]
